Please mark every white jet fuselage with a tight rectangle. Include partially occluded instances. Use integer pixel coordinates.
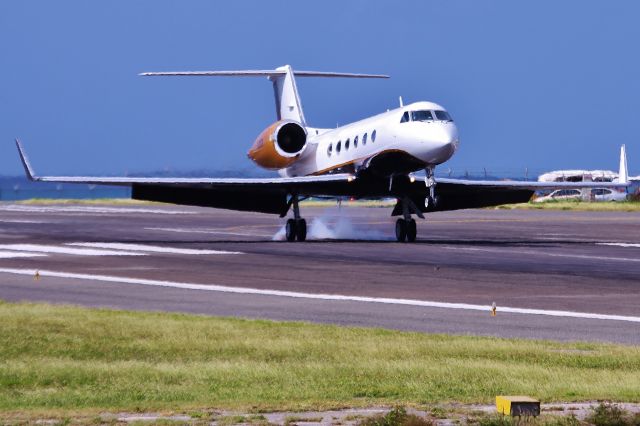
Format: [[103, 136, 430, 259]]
[[281, 101, 459, 177]]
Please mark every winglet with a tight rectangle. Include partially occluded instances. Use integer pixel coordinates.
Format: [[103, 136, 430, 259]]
[[15, 139, 38, 181], [619, 144, 628, 185]]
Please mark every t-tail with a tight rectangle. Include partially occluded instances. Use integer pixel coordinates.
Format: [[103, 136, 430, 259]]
[[140, 65, 389, 127]]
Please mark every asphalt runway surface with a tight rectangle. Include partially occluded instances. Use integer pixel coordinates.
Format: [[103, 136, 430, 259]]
[[0, 202, 639, 344]]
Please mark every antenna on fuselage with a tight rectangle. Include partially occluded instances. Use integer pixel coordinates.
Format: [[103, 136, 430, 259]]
[[399, 96, 404, 107]]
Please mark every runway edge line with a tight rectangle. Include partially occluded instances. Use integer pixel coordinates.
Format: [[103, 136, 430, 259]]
[[1, 267, 639, 323]]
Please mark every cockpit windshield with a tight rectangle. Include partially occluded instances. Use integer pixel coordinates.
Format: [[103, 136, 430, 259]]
[[411, 110, 433, 122], [434, 110, 453, 121]]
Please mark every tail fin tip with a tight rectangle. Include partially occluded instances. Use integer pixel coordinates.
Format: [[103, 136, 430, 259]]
[[619, 144, 628, 185]]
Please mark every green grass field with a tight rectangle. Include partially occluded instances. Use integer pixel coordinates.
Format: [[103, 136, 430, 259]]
[[1, 301, 639, 417]]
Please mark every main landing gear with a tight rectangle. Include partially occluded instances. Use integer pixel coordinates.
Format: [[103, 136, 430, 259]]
[[395, 217, 417, 242], [394, 165, 437, 242], [395, 195, 422, 242], [284, 195, 307, 242]]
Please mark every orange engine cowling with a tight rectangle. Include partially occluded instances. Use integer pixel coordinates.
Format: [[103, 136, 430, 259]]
[[247, 120, 307, 169]]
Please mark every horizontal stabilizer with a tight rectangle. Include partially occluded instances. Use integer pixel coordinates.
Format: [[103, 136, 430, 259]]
[[140, 70, 389, 79], [139, 65, 389, 125]]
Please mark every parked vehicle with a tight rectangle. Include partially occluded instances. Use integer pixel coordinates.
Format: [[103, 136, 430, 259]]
[[590, 188, 627, 202], [533, 189, 582, 203], [534, 188, 627, 203]]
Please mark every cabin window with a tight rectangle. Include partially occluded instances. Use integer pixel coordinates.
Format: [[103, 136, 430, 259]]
[[327, 143, 333, 157], [363, 133, 368, 145], [400, 111, 410, 123], [336, 141, 341, 153], [371, 130, 377, 142], [345, 138, 350, 150], [434, 110, 453, 121], [411, 110, 433, 122], [354, 135, 359, 148]]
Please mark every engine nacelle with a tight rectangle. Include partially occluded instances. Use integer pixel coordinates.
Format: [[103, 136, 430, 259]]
[[247, 120, 307, 169]]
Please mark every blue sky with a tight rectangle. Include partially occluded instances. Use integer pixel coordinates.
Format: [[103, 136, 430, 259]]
[[1, 1, 638, 176]]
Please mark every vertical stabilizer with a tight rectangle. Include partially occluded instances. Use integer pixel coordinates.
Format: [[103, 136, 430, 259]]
[[270, 65, 306, 126], [619, 144, 628, 184]]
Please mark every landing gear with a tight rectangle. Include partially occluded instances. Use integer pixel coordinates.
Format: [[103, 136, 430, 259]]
[[285, 218, 307, 242], [284, 195, 307, 242], [394, 195, 424, 242], [395, 219, 406, 242], [424, 166, 438, 210], [406, 218, 417, 242], [395, 218, 416, 242], [296, 218, 307, 242], [286, 219, 297, 242]]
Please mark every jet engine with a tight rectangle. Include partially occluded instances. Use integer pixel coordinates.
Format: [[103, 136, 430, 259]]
[[247, 120, 307, 169]]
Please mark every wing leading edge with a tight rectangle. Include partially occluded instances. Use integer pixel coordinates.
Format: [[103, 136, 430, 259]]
[[15, 139, 355, 215]]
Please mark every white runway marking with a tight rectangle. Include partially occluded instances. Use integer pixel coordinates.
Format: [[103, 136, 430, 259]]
[[0, 267, 638, 324], [0, 244, 144, 257], [0, 219, 46, 224], [68, 242, 242, 255], [598, 242, 640, 248], [0, 205, 195, 215], [0, 251, 46, 259], [145, 227, 273, 238], [441, 246, 640, 263]]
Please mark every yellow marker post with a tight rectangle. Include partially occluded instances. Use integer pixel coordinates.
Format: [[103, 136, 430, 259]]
[[496, 396, 540, 417], [491, 302, 497, 316], [34, 270, 40, 281]]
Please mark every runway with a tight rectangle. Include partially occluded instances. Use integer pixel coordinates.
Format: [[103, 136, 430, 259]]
[[0, 202, 639, 344]]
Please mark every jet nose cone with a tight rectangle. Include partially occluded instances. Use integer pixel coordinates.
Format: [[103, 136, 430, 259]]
[[436, 124, 459, 148], [426, 124, 459, 164]]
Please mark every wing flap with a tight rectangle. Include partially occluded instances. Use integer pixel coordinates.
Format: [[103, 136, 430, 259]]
[[132, 184, 289, 215]]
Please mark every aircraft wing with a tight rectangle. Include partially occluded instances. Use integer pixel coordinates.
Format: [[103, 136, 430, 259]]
[[393, 176, 632, 214], [421, 144, 631, 211], [15, 140, 632, 216], [435, 177, 629, 190], [15, 139, 354, 215]]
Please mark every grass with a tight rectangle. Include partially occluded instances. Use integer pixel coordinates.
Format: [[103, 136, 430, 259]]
[[495, 200, 640, 212], [586, 403, 640, 426], [357, 407, 433, 426], [0, 301, 639, 417]]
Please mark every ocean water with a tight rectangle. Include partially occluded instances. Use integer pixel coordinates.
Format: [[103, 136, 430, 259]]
[[0, 177, 130, 201]]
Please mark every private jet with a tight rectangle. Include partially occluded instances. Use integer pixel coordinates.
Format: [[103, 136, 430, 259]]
[[15, 65, 631, 242]]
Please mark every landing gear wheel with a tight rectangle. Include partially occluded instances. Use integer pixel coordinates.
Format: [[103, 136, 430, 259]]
[[406, 219, 417, 242], [285, 218, 297, 242], [296, 218, 307, 242], [395, 219, 407, 242], [425, 196, 436, 210]]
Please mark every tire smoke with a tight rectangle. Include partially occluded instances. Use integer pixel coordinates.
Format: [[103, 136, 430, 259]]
[[272, 208, 391, 241]]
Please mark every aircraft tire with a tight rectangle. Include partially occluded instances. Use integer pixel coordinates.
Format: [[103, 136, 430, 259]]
[[395, 219, 407, 242], [285, 218, 297, 242], [406, 219, 417, 242], [296, 218, 307, 242]]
